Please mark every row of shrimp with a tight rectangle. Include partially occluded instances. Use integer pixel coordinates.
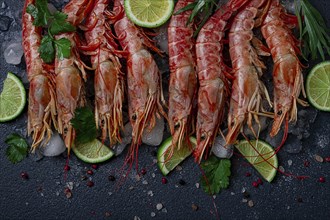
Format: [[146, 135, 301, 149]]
[[23, 0, 95, 154], [166, 0, 307, 163], [23, 0, 166, 173], [23, 0, 306, 171]]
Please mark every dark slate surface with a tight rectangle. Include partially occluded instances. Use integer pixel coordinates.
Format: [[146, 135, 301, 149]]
[[0, 0, 329, 219]]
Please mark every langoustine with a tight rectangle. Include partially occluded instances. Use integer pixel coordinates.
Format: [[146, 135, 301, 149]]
[[55, 0, 94, 153], [194, 0, 249, 163], [112, 0, 166, 170], [226, 0, 271, 145], [261, 0, 307, 139], [22, 0, 57, 151], [167, 0, 197, 158], [84, 0, 124, 144]]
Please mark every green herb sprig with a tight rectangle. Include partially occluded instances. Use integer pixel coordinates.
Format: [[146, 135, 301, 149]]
[[26, 0, 75, 63], [71, 107, 98, 144], [175, 0, 219, 37], [200, 156, 231, 195], [295, 0, 330, 60], [5, 133, 29, 164]]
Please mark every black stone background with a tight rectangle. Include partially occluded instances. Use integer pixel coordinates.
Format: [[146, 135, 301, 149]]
[[0, 0, 329, 219]]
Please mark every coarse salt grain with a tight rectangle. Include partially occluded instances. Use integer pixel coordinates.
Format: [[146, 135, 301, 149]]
[[156, 203, 163, 210]]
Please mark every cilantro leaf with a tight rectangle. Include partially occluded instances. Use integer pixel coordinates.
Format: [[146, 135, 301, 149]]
[[39, 35, 55, 64], [5, 133, 29, 164], [71, 107, 98, 144], [54, 38, 71, 60], [26, 0, 51, 27], [200, 156, 231, 195], [49, 12, 75, 35]]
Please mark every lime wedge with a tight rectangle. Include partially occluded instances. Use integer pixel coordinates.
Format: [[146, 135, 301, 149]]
[[235, 140, 278, 182], [0, 72, 26, 122], [72, 139, 114, 164], [157, 136, 196, 176], [124, 0, 174, 28], [306, 61, 330, 111]]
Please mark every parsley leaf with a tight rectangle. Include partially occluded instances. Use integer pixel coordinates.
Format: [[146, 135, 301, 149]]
[[49, 12, 75, 35], [71, 107, 98, 144], [54, 38, 71, 60], [27, 0, 51, 27], [5, 133, 29, 164], [200, 156, 231, 195], [26, 4, 39, 21], [39, 35, 55, 64], [27, 0, 75, 63]]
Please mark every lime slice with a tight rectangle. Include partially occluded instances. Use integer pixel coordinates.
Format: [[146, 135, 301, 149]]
[[124, 0, 174, 28], [235, 140, 278, 182], [157, 136, 196, 176], [0, 72, 26, 122], [72, 139, 114, 164], [306, 61, 330, 111]]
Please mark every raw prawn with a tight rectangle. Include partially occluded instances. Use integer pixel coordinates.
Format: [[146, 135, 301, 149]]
[[112, 0, 166, 171], [22, 0, 57, 151], [84, 0, 124, 144], [55, 0, 94, 153], [261, 0, 307, 138], [194, 0, 249, 163], [226, 0, 271, 145], [167, 0, 197, 157]]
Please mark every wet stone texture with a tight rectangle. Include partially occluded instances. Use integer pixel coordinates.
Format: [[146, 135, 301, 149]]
[[0, 15, 12, 31], [0, 0, 330, 219]]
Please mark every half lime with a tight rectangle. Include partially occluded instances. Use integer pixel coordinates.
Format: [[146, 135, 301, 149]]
[[157, 136, 196, 175], [235, 139, 278, 182], [306, 61, 330, 111], [72, 139, 114, 164], [0, 72, 26, 122], [124, 0, 174, 28]]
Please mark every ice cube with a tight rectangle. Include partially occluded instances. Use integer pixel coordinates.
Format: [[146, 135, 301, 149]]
[[1, 2, 7, 9], [288, 109, 318, 140], [283, 137, 302, 154], [40, 132, 66, 157], [30, 149, 44, 162], [243, 116, 268, 138], [4, 42, 23, 65], [154, 24, 168, 54], [212, 136, 233, 159], [142, 117, 164, 146], [281, 0, 297, 14], [265, 126, 284, 148], [112, 122, 132, 156]]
